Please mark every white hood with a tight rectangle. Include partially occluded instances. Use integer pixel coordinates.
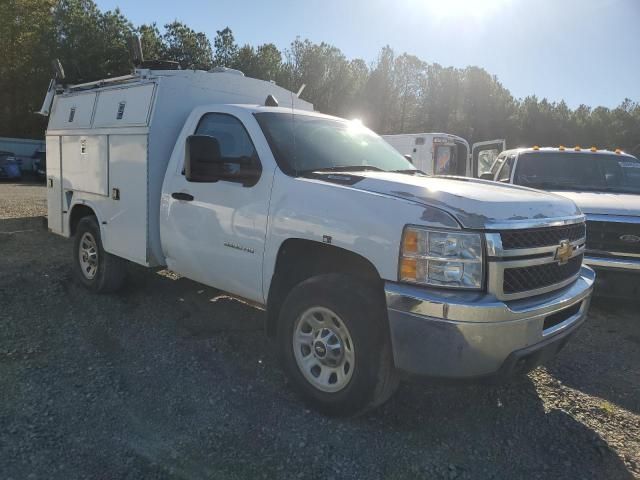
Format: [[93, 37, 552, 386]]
[[549, 191, 640, 217], [321, 172, 582, 229]]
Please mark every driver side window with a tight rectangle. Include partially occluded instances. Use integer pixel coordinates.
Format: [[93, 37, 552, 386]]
[[497, 155, 515, 182], [195, 113, 257, 162]]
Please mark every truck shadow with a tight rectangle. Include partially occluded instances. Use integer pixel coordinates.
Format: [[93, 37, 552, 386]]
[[361, 379, 632, 479], [544, 297, 640, 415]]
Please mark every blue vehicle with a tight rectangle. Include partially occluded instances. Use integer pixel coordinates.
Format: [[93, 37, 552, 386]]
[[0, 151, 22, 180]]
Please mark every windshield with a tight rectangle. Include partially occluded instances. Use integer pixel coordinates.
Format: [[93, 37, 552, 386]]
[[513, 152, 640, 194], [254, 112, 416, 175]]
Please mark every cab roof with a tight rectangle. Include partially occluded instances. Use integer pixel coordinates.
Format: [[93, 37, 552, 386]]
[[502, 146, 637, 159]]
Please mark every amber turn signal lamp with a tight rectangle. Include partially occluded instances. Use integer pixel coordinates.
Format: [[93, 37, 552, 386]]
[[400, 258, 417, 281], [402, 229, 419, 255]]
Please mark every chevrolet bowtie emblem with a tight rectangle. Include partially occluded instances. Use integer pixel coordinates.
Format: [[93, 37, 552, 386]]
[[554, 239, 573, 264]]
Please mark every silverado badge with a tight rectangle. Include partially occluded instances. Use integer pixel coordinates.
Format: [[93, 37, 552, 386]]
[[554, 239, 573, 265]]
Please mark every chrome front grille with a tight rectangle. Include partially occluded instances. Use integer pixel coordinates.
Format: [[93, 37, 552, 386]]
[[503, 254, 583, 294], [486, 218, 587, 300], [500, 223, 586, 250], [586, 220, 640, 256]]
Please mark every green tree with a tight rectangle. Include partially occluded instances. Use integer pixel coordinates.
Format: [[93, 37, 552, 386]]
[[232, 43, 282, 80], [0, 0, 55, 137], [280, 38, 359, 116], [138, 23, 166, 61], [392, 54, 425, 132], [163, 21, 213, 70], [362, 46, 396, 132], [213, 27, 238, 67], [1, 0, 639, 153]]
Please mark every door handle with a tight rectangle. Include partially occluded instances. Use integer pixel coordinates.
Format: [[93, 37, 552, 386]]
[[171, 192, 194, 201]]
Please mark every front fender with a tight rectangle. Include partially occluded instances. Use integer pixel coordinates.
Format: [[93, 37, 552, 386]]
[[262, 172, 460, 301]]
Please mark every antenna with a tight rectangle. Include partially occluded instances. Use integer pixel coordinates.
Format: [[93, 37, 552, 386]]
[[52, 59, 65, 80], [128, 35, 144, 67]]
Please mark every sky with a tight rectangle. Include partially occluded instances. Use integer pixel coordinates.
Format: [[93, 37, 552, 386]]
[[94, 0, 640, 109]]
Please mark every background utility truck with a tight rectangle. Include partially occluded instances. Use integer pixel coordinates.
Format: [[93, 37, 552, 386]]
[[42, 66, 594, 415], [382, 133, 505, 178]]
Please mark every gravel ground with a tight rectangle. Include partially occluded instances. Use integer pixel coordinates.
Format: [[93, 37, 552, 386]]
[[1, 181, 639, 480]]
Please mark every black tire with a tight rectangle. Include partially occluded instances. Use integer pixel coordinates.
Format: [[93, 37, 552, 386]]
[[73, 216, 127, 293], [278, 273, 399, 416]]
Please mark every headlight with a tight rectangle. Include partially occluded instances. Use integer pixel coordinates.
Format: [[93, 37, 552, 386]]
[[399, 226, 484, 289]]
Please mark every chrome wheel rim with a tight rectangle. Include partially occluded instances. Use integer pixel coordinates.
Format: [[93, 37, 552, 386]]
[[293, 306, 355, 393], [78, 232, 99, 280]]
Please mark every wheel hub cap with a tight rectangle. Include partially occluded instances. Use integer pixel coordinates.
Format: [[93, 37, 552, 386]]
[[78, 232, 99, 280], [293, 307, 355, 393]]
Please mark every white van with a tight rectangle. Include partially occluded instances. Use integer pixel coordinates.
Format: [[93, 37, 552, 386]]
[[382, 133, 504, 177]]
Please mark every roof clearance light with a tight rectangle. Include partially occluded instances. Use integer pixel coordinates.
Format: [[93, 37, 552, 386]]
[[558, 145, 565, 151], [590, 146, 597, 152], [574, 146, 581, 151], [532, 145, 540, 150], [615, 148, 622, 154]]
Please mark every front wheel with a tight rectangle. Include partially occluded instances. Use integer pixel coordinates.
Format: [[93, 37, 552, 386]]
[[73, 216, 127, 293], [278, 274, 399, 416]]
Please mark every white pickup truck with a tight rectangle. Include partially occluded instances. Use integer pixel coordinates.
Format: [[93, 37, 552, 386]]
[[42, 68, 595, 415]]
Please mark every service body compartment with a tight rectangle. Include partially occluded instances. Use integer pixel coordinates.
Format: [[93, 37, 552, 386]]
[[93, 84, 155, 128], [48, 92, 96, 130], [102, 134, 148, 263], [60, 135, 108, 196], [45, 136, 63, 234]]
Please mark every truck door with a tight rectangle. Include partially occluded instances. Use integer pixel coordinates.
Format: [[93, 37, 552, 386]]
[[161, 109, 272, 304], [432, 137, 459, 175], [471, 139, 506, 178]]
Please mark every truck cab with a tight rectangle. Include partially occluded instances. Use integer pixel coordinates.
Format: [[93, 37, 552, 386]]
[[382, 133, 504, 177], [42, 69, 594, 415]]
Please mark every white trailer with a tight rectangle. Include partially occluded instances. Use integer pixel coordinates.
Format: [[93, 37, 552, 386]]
[[44, 68, 312, 267], [382, 133, 505, 178]]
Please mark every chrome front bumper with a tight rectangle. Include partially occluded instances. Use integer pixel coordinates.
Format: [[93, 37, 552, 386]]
[[584, 255, 640, 271], [385, 266, 595, 378]]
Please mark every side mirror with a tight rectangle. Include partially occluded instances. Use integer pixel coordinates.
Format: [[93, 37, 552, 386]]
[[479, 172, 494, 181], [403, 154, 413, 164], [185, 135, 260, 186]]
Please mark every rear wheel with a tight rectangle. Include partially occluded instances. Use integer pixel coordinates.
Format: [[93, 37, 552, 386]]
[[73, 216, 127, 293], [278, 274, 399, 416]]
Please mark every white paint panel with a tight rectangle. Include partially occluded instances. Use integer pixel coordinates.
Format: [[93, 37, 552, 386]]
[[93, 84, 154, 128], [61, 135, 108, 196], [48, 92, 96, 130], [45, 136, 63, 234], [101, 135, 149, 264]]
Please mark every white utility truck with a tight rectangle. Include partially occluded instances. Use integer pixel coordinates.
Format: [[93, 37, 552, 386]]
[[383, 133, 505, 178], [42, 67, 594, 415]]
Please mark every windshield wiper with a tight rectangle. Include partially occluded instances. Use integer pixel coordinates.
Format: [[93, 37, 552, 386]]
[[520, 181, 579, 190], [298, 165, 383, 175], [574, 185, 640, 194], [390, 169, 427, 175]]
